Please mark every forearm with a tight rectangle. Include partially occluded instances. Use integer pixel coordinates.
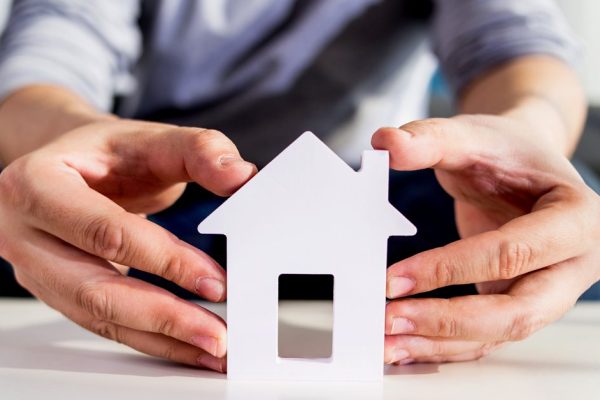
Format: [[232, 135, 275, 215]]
[[0, 85, 114, 165], [459, 55, 587, 156]]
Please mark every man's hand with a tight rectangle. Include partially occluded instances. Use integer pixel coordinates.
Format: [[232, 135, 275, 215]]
[[0, 119, 257, 372], [373, 115, 600, 364]]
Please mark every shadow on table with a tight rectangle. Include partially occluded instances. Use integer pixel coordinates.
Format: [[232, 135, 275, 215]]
[[385, 356, 600, 376], [1, 314, 441, 379], [385, 363, 440, 375], [485, 357, 600, 372], [1, 317, 439, 379], [0, 318, 224, 379], [11, 313, 596, 380]]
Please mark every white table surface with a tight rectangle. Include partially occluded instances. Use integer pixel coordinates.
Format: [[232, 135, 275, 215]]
[[1, 299, 599, 400]]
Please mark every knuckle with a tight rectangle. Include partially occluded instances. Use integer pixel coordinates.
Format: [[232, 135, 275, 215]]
[[496, 239, 534, 280], [75, 281, 117, 321], [0, 158, 35, 212], [35, 264, 63, 293], [582, 187, 600, 241], [432, 258, 455, 288], [506, 313, 536, 341], [197, 128, 225, 141], [159, 343, 179, 361], [160, 255, 183, 282], [89, 319, 122, 342], [155, 313, 177, 336], [188, 128, 228, 150], [429, 338, 446, 356], [83, 214, 128, 261], [400, 118, 446, 138], [436, 313, 460, 337], [0, 167, 19, 206]]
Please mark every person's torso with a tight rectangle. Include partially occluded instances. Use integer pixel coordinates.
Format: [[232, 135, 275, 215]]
[[120, 0, 436, 165]]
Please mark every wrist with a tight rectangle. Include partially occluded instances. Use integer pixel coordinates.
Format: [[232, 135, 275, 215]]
[[0, 85, 115, 164], [499, 98, 574, 155], [458, 56, 586, 157]]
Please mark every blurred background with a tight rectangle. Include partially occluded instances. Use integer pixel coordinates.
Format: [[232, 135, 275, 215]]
[[551, 1, 600, 173], [0, 1, 598, 297]]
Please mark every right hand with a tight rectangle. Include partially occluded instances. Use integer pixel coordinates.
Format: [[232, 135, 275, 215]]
[[0, 119, 257, 372]]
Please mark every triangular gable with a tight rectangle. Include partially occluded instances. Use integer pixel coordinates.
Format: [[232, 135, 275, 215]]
[[199, 132, 355, 234], [199, 132, 416, 237]]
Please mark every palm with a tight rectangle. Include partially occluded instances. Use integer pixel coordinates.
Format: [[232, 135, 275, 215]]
[[85, 168, 187, 215], [72, 142, 187, 215]]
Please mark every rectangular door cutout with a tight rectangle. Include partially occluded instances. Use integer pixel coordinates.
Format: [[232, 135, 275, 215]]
[[278, 274, 333, 359]]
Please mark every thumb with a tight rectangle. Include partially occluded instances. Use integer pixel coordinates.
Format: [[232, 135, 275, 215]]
[[78, 122, 258, 197], [144, 126, 257, 196], [371, 118, 488, 171]]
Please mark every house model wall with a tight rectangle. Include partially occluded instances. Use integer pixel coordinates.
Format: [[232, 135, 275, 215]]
[[198, 132, 416, 381]]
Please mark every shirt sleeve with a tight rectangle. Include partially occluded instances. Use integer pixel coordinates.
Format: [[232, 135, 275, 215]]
[[432, 0, 582, 94], [0, 0, 141, 111]]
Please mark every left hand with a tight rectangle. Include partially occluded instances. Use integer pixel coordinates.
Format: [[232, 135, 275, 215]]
[[372, 115, 600, 365]]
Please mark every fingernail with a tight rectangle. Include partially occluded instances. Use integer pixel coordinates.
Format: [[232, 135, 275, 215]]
[[197, 353, 225, 373], [191, 335, 218, 356], [195, 277, 225, 301], [395, 358, 414, 366], [391, 348, 410, 364], [388, 276, 415, 297], [391, 317, 415, 334], [219, 154, 244, 167]]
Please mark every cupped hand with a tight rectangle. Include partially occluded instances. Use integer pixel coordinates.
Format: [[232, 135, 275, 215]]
[[372, 115, 600, 365], [0, 119, 257, 371]]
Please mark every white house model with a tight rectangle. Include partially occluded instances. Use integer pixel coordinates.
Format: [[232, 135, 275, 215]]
[[198, 132, 416, 381]]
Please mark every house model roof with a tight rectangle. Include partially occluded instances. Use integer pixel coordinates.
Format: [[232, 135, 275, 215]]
[[198, 131, 416, 239]]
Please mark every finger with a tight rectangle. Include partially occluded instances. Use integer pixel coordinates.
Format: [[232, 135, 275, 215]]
[[142, 126, 257, 196], [371, 118, 571, 175], [81, 321, 227, 372], [17, 159, 227, 301], [386, 297, 518, 341], [14, 227, 227, 357], [386, 260, 584, 341], [22, 263, 228, 368], [58, 122, 257, 197], [371, 119, 584, 200], [26, 264, 227, 371], [371, 120, 489, 171], [384, 334, 496, 364], [73, 275, 228, 357], [386, 193, 591, 296]]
